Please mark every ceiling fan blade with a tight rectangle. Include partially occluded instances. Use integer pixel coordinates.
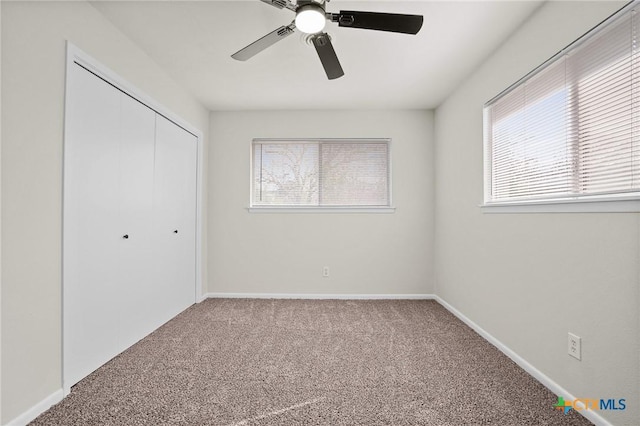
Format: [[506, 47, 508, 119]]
[[311, 33, 344, 80], [231, 24, 296, 61], [259, 0, 296, 12], [334, 11, 423, 35]]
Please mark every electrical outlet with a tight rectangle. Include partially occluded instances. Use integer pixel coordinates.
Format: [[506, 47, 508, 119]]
[[323, 266, 330, 277], [568, 332, 581, 360]]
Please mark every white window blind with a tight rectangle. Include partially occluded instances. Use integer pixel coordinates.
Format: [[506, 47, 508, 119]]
[[251, 139, 390, 207], [484, 2, 640, 205]]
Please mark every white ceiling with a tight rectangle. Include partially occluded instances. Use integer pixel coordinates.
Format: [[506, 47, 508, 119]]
[[90, 0, 542, 111]]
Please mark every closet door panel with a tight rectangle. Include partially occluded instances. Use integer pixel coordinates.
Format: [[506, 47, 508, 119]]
[[64, 64, 122, 385], [116, 95, 157, 351], [64, 60, 199, 389], [153, 115, 197, 320]]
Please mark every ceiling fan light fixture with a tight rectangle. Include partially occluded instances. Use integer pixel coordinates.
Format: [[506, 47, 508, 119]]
[[295, 5, 326, 34]]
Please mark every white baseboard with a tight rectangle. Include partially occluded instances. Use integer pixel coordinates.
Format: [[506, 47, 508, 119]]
[[204, 292, 436, 300], [433, 296, 613, 426], [6, 388, 64, 426]]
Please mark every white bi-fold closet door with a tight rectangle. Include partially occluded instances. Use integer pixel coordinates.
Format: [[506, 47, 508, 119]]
[[64, 61, 197, 389]]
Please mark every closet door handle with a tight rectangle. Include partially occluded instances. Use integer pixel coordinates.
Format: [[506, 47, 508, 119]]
[[122, 234, 129, 239], [173, 230, 178, 234]]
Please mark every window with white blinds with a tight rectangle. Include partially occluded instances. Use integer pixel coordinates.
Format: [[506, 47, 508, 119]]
[[484, 2, 640, 206], [251, 139, 391, 208]]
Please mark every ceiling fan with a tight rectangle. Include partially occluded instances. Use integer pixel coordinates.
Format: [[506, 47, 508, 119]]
[[231, 0, 424, 80]]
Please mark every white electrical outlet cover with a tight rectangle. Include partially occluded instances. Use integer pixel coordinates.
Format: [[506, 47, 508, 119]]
[[568, 332, 581, 361]]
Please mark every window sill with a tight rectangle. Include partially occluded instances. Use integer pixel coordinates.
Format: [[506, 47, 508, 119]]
[[481, 197, 640, 213], [248, 206, 396, 214]]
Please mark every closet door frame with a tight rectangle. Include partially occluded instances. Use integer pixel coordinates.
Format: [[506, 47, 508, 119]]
[[62, 42, 204, 395]]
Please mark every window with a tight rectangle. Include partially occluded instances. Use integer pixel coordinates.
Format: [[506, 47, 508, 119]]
[[251, 139, 391, 210], [484, 2, 640, 211]]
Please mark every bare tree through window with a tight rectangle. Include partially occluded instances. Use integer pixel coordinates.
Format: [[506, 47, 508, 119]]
[[252, 140, 390, 207]]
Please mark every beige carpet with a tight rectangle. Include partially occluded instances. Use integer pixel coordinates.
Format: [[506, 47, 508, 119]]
[[31, 299, 592, 425]]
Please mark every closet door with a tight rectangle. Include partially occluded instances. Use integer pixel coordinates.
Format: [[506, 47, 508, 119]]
[[116, 95, 157, 352], [153, 115, 197, 321], [64, 60, 199, 389], [64, 64, 122, 386]]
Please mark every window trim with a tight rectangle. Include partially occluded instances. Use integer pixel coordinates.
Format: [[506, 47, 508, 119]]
[[481, 195, 640, 214], [249, 138, 395, 213], [482, 0, 640, 213], [247, 206, 396, 214]]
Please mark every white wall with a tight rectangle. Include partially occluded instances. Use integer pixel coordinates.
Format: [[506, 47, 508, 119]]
[[209, 110, 434, 296], [434, 1, 639, 425], [1, 1, 209, 422]]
